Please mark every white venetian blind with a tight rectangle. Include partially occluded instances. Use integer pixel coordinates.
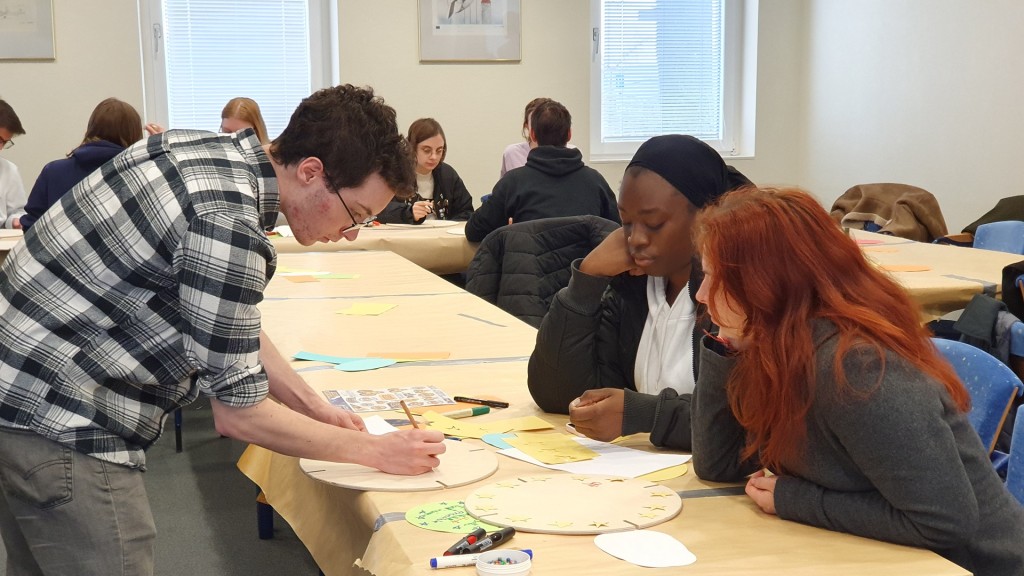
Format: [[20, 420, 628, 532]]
[[600, 0, 724, 144], [161, 0, 312, 139]]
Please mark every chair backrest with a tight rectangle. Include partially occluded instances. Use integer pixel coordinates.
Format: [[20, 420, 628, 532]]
[[933, 338, 1024, 453], [465, 216, 619, 327], [973, 221, 1024, 255], [1005, 405, 1024, 505]]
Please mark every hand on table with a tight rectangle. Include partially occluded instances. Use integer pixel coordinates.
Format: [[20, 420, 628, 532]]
[[374, 429, 447, 475], [579, 228, 644, 278], [412, 201, 433, 221], [568, 388, 625, 442], [745, 469, 778, 514], [314, 404, 366, 432]]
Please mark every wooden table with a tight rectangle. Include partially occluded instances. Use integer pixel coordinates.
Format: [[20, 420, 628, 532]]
[[0, 229, 23, 267], [238, 250, 966, 576], [853, 229, 1023, 321], [270, 221, 477, 275]]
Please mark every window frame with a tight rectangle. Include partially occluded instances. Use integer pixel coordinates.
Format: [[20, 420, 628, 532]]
[[589, 0, 754, 162], [137, 0, 335, 133]]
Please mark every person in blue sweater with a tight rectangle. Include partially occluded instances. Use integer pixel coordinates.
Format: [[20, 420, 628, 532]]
[[21, 98, 144, 230]]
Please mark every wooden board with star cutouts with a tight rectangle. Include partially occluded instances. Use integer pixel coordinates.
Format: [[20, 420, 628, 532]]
[[299, 439, 497, 491], [464, 475, 682, 534]]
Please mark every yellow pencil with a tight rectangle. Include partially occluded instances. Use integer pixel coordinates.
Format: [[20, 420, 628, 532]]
[[399, 400, 420, 429]]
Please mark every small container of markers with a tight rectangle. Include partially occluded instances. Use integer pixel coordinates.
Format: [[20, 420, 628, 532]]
[[475, 549, 531, 576]]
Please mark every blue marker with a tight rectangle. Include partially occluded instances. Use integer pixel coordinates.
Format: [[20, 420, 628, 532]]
[[429, 549, 532, 569]]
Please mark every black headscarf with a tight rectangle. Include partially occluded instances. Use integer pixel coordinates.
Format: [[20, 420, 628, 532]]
[[626, 134, 752, 208]]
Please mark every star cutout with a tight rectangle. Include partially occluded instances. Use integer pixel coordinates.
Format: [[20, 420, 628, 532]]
[[637, 513, 657, 519], [496, 482, 520, 489], [608, 478, 626, 482], [475, 493, 494, 499], [548, 521, 573, 528], [649, 492, 673, 498], [589, 521, 610, 528], [474, 505, 496, 512], [644, 505, 666, 511], [506, 515, 532, 522]]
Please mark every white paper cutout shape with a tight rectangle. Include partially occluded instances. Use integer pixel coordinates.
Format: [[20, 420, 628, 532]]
[[594, 530, 697, 568]]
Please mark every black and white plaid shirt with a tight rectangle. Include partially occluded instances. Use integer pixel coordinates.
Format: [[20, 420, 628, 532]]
[[0, 129, 279, 469]]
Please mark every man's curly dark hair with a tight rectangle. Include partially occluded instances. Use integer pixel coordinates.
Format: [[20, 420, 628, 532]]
[[271, 85, 415, 200]]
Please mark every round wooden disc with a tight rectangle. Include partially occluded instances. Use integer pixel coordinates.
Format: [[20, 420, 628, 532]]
[[299, 439, 497, 492], [465, 475, 681, 534]]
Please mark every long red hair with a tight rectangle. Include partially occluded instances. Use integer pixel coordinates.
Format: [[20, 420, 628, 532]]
[[694, 187, 969, 470]]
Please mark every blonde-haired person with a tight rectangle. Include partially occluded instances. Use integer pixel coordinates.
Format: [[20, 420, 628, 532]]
[[21, 98, 144, 230], [221, 97, 270, 144]]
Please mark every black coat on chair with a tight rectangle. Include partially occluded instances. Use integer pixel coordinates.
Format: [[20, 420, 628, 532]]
[[465, 216, 621, 327]]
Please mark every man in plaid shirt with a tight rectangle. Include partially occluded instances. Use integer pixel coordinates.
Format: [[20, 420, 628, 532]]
[[0, 85, 446, 575]]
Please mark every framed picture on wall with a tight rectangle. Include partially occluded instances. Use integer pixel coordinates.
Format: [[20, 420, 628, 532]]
[[0, 0, 55, 60], [419, 0, 521, 62]]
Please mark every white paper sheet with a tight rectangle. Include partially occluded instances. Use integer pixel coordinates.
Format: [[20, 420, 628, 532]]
[[595, 530, 696, 568], [497, 436, 690, 478]]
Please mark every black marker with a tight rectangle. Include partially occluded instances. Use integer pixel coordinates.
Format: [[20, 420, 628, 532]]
[[443, 527, 486, 556], [453, 396, 510, 409], [464, 527, 515, 553]]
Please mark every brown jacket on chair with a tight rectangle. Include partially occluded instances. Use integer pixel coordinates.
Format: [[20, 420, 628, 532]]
[[829, 183, 948, 242]]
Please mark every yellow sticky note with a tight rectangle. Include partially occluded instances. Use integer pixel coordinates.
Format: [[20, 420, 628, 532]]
[[285, 275, 318, 283], [422, 411, 491, 439], [500, 416, 555, 432], [505, 433, 598, 464], [637, 464, 689, 482], [337, 303, 397, 316]]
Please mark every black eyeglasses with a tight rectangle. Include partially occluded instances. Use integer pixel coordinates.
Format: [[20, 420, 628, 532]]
[[334, 189, 375, 232], [0, 136, 13, 150]]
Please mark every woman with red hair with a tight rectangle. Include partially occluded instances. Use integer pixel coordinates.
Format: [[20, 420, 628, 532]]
[[691, 187, 1024, 575]]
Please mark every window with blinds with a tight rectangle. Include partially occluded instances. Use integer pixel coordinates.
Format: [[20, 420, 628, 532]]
[[141, 0, 331, 139], [591, 0, 748, 159]]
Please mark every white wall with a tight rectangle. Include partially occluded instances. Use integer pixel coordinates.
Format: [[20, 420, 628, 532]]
[[801, 0, 1024, 232], [10, 0, 1020, 235], [0, 0, 144, 189], [1, 0, 807, 208], [338, 0, 806, 199]]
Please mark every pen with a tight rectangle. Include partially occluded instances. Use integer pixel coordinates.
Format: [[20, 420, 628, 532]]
[[464, 526, 515, 553], [440, 406, 489, 419], [453, 396, 510, 409], [429, 549, 533, 569], [400, 400, 420, 429], [443, 527, 486, 556]]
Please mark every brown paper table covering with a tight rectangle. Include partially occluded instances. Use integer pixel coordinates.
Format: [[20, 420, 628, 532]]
[[237, 250, 967, 576], [271, 222, 477, 275], [852, 229, 1023, 322]]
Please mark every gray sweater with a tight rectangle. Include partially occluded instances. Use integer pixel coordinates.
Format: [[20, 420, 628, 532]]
[[691, 323, 1024, 576]]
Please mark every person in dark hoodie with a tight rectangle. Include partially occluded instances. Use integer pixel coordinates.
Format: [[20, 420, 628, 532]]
[[464, 100, 619, 242], [527, 135, 752, 451], [21, 98, 144, 231]]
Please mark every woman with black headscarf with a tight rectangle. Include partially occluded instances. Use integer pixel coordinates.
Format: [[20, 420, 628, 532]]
[[527, 135, 751, 451]]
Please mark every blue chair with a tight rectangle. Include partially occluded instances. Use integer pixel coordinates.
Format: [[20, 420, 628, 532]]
[[974, 221, 1024, 255], [1005, 405, 1024, 505], [933, 338, 1024, 454]]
